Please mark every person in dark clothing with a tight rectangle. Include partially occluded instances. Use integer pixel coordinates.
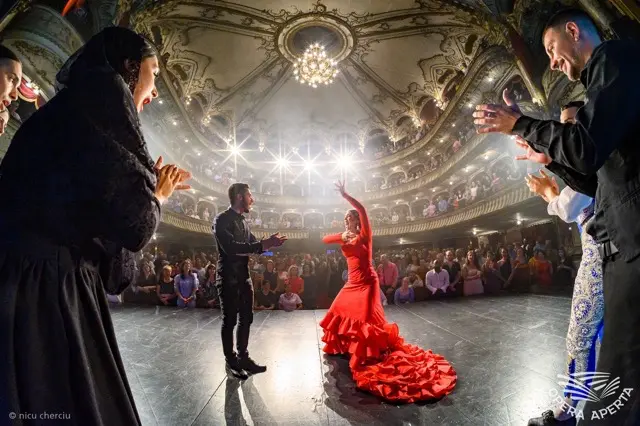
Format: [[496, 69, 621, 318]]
[[0, 29, 190, 425], [213, 183, 287, 379], [254, 280, 277, 310], [262, 259, 278, 291], [474, 9, 640, 425]]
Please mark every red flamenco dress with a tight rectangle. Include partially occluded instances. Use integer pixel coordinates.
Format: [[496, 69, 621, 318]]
[[319, 192, 457, 403]]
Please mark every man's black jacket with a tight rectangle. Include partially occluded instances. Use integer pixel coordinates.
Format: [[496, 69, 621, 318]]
[[212, 208, 263, 284], [512, 40, 640, 262]]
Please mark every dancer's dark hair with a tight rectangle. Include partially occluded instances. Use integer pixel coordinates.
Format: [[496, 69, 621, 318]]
[[347, 209, 361, 231], [0, 45, 20, 63]]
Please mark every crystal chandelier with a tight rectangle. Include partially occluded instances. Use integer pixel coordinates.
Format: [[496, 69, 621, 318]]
[[293, 43, 338, 88]]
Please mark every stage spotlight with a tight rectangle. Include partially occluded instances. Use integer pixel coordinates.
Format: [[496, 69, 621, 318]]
[[277, 157, 288, 168], [230, 146, 240, 156], [304, 159, 314, 170], [337, 155, 351, 169]]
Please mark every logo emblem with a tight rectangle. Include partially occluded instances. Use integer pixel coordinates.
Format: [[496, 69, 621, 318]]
[[557, 372, 620, 402]]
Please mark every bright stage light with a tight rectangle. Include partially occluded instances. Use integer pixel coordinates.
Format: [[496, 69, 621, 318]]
[[277, 157, 289, 168], [337, 155, 351, 169], [229, 146, 240, 156], [304, 160, 314, 170]]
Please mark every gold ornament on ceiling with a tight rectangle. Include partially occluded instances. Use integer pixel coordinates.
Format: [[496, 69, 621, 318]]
[[293, 43, 339, 88]]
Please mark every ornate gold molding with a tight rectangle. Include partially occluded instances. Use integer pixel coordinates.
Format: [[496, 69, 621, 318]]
[[360, 46, 513, 169], [1, 5, 83, 99], [0, 0, 32, 33], [163, 181, 533, 237]]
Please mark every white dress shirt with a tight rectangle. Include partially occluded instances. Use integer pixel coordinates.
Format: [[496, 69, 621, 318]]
[[547, 187, 593, 224], [425, 269, 450, 293]]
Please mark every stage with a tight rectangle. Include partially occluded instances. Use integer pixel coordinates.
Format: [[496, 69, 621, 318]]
[[111, 294, 572, 425]]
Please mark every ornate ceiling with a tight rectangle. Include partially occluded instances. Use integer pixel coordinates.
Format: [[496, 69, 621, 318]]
[[132, 0, 506, 151]]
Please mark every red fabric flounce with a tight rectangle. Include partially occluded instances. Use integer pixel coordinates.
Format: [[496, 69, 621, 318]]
[[320, 311, 457, 403]]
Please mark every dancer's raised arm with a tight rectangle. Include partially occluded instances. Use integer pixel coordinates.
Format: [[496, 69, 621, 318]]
[[322, 233, 344, 245], [335, 181, 371, 241]]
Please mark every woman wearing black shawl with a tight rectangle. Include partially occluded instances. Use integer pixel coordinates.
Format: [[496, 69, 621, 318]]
[[0, 28, 189, 425]]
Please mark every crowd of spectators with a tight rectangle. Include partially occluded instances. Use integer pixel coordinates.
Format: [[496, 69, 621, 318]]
[[113, 234, 577, 311]]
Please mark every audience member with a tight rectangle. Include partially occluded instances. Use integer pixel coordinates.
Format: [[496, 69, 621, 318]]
[[482, 255, 505, 294], [255, 281, 277, 310], [461, 250, 484, 296], [263, 259, 278, 291], [174, 259, 198, 308], [157, 265, 177, 306], [426, 260, 451, 298], [378, 254, 398, 298], [443, 250, 461, 294], [279, 283, 303, 311], [394, 278, 415, 305], [287, 265, 304, 295], [197, 264, 218, 308]]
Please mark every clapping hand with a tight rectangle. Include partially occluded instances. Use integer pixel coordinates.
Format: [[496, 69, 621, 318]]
[[154, 156, 192, 191], [473, 89, 523, 134], [514, 136, 552, 165], [525, 170, 560, 202], [263, 232, 287, 250]]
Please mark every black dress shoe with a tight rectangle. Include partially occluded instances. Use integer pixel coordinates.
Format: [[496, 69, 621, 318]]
[[527, 410, 576, 426], [225, 360, 248, 380], [238, 356, 267, 375]]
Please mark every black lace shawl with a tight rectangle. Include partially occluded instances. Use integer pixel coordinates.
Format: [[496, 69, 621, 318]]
[[0, 27, 160, 294]]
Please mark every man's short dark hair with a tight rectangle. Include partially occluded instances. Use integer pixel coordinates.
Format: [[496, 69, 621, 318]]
[[562, 101, 585, 111], [0, 45, 20, 62], [543, 8, 599, 37], [228, 182, 249, 204]]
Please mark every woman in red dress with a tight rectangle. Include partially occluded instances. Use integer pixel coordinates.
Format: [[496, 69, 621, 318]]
[[320, 182, 457, 403]]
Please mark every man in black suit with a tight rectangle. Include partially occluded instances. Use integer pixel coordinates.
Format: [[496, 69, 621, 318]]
[[213, 183, 286, 379], [474, 8, 640, 425]]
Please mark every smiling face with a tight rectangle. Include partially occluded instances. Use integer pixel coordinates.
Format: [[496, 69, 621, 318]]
[[543, 23, 584, 81], [0, 58, 21, 111], [131, 56, 159, 112]]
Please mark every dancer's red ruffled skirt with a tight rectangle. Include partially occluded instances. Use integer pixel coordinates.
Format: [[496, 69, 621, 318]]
[[320, 311, 457, 403]]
